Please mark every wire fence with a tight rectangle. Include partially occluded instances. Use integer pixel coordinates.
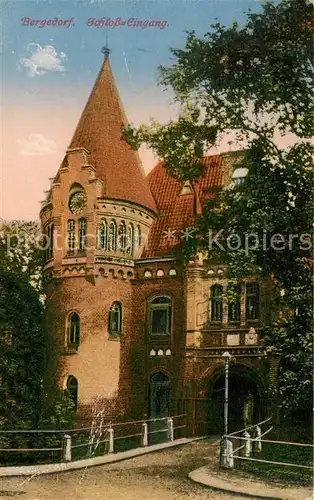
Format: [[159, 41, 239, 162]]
[[220, 417, 314, 478], [0, 414, 187, 466]]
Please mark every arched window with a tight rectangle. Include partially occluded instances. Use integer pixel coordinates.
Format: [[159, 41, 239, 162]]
[[78, 218, 86, 251], [228, 285, 241, 322], [134, 225, 141, 248], [68, 312, 80, 348], [46, 223, 54, 260], [108, 220, 117, 251], [211, 285, 223, 322], [149, 372, 170, 418], [246, 283, 260, 320], [67, 220, 75, 251], [117, 222, 127, 252], [97, 219, 107, 250], [108, 302, 122, 338], [126, 223, 134, 255], [149, 296, 172, 336], [66, 376, 78, 409]]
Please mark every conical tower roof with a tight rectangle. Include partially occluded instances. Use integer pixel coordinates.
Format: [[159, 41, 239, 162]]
[[68, 50, 156, 213]]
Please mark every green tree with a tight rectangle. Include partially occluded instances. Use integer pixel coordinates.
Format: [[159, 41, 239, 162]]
[[0, 221, 74, 431], [124, 0, 313, 418]]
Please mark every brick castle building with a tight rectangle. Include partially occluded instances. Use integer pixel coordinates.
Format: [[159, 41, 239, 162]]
[[41, 50, 276, 435]]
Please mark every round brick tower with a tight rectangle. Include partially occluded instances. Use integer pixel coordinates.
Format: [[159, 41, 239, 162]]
[[40, 49, 157, 421]]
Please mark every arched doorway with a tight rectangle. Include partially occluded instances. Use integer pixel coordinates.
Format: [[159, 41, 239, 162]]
[[148, 372, 170, 444], [207, 364, 265, 435], [66, 375, 78, 410], [149, 372, 170, 418]]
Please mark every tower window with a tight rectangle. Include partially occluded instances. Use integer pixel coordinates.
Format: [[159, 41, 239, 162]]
[[117, 222, 127, 253], [228, 285, 241, 322], [246, 283, 260, 320], [149, 296, 172, 336], [67, 220, 75, 251], [211, 285, 223, 322], [66, 376, 78, 409], [134, 225, 141, 248], [126, 223, 134, 255], [46, 223, 54, 260], [108, 302, 122, 338], [108, 220, 117, 251], [98, 219, 107, 249], [78, 219, 87, 251], [68, 312, 80, 348]]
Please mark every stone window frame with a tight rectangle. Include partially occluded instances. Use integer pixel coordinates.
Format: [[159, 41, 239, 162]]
[[97, 218, 107, 250], [147, 294, 173, 338], [246, 283, 260, 321], [210, 284, 223, 322], [66, 311, 80, 350], [108, 301, 123, 339]]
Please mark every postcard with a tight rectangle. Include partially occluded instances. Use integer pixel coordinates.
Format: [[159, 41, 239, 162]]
[[1, 0, 313, 499]]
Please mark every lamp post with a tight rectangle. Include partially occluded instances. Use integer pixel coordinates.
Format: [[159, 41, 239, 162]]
[[222, 351, 232, 436]]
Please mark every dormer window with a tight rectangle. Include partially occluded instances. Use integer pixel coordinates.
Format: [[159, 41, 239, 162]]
[[180, 180, 194, 195], [232, 168, 248, 187]]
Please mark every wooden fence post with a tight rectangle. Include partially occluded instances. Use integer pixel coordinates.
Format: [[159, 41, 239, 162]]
[[243, 431, 252, 457], [141, 422, 148, 447], [63, 434, 72, 462], [167, 417, 174, 441], [253, 425, 262, 453], [108, 427, 114, 453]]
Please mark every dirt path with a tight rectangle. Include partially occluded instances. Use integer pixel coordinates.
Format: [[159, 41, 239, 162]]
[[0, 439, 246, 500]]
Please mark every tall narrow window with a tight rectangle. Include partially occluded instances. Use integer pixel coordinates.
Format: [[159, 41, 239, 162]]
[[228, 285, 241, 322], [108, 220, 117, 251], [67, 220, 75, 251], [97, 219, 107, 249], [126, 223, 134, 255], [134, 225, 141, 248], [66, 376, 78, 409], [149, 296, 172, 336], [68, 312, 80, 348], [108, 302, 122, 338], [246, 283, 260, 320], [78, 219, 86, 251], [46, 224, 54, 260], [117, 222, 127, 252], [211, 285, 223, 322]]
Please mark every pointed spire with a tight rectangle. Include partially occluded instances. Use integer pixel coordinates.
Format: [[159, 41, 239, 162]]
[[68, 50, 156, 212]]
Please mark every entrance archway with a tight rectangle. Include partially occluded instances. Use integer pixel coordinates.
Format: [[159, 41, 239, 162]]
[[149, 372, 170, 419], [207, 364, 265, 435], [148, 372, 170, 445]]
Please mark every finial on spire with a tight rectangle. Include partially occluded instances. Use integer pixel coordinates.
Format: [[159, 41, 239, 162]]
[[101, 46, 111, 59]]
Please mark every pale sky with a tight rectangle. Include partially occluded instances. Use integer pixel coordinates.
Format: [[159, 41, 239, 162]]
[[2, 0, 275, 221]]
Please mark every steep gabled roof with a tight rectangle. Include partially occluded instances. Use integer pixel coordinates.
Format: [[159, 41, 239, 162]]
[[68, 53, 156, 213], [142, 155, 224, 257]]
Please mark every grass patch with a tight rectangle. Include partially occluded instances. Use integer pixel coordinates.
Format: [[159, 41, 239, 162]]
[[237, 442, 313, 485]]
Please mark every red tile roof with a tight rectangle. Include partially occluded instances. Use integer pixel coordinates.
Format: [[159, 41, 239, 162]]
[[68, 55, 156, 213], [142, 155, 224, 257]]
